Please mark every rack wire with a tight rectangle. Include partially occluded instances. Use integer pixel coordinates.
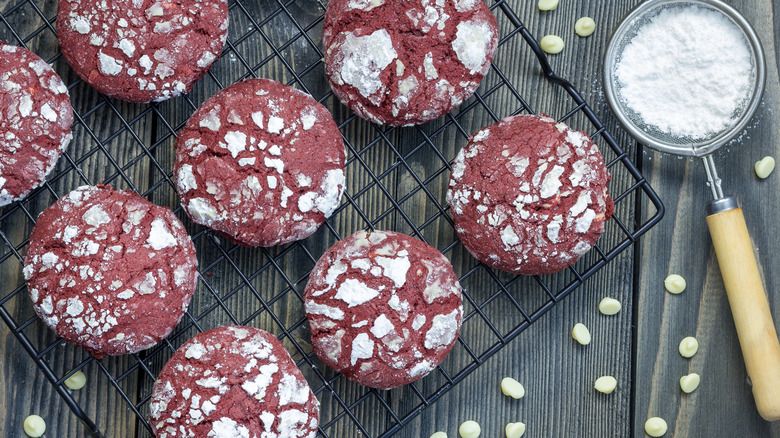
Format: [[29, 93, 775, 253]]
[[0, 0, 663, 436]]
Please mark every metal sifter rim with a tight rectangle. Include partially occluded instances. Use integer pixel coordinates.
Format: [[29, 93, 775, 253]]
[[603, 0, 766, 158]]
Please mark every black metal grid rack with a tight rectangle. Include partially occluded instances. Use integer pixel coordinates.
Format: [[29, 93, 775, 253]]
[[0, 0, 663, 436]]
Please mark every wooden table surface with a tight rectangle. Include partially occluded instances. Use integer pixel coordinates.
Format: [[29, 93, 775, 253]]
[[2, 0, 780, 437]]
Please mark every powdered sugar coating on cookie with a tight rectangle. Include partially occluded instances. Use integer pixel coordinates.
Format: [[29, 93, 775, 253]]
[[0, 43, 73, 206], [304, 230, 463, 389], [174, 79, 346, 247], [23, 185, 198, 357], [57, 0, 229, 102], [323, 0, 499, 126], [149, 326, 319, 438], [447, 114, 614, 275]]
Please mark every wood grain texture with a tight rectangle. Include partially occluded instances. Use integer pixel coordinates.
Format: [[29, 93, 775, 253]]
[[633, 1, 780, 437], [1, 0, 779, 437]]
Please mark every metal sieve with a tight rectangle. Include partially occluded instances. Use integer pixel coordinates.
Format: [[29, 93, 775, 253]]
[[604, 0, 780, 421]]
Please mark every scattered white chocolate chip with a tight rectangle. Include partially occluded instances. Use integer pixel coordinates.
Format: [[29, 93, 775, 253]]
[[23, 415, 46, 437], [755, 156, 775, 179], [500, 377, 525, 399], [575, 17, 596, 37], [664, 274, 686, 294], [537, 0, 559, 11], [680, 373, 701, 394], [598, 297, 621, 315], [679, 337, 698, 358], [540, 35, 565, 54], [459, 420, 481, 438], [594, 375, 617, 394], [571, 322, 591, 345], [505, 422, 526, 438], [430, 432, 448, 438], [64, 370, 87, 390], [644, 417, 668, 437]]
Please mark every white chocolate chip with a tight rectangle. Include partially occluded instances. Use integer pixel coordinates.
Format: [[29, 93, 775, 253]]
[[64, 370, 87, 390], [459, 420, 481, 438], [754, 156, 775, 179], [540, 35, 564, 54], [644, 417, 668, 437], [430, 433, 448, 438], [594, 375, 617, 394], [500, 377, 525, 399], [575, 17, 596, 37], [505, 422, 526, 438], [678, 336, 699, 358], [571, 322, 591, 345], [664, 274, 686, 294], [23, 415, 46, 437], [598, 297, 621, 315], [680, 373, 700, 393], [537, 0, 559, 10]]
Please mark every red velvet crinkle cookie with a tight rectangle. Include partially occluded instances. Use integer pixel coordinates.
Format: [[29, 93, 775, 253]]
[[323, 0, 499, 126], [174, 79, 346, 247], [304, 230, 463, 389], [56, 0, 228, 102], [149, 325, 319, 438], [0, 43, 73, 207], [23, 185, 198, 357], [447, 114, 615, 275]]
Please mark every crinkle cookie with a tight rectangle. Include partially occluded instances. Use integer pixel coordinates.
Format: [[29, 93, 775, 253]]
[[447, 114, 614, 275], [323, 0, 499, 126], [149, 325, 319, 438], [57, 0, 228, 102]]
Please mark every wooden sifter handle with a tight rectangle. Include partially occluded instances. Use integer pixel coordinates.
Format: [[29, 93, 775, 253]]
[[707, 205, 780, 421]]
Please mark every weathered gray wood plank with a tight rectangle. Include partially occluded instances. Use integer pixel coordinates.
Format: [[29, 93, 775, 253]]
[[633, 1, 780, 436]]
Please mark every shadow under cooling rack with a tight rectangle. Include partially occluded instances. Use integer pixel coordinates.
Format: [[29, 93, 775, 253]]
[[0, 0, 663, 436]]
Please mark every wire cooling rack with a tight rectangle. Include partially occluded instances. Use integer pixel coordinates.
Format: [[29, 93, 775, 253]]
[[0, 0, 663, 436]]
